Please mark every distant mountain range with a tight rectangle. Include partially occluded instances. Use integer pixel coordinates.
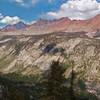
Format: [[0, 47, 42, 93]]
[[0, 21, 29, 32], [1, 14, 100, 37]]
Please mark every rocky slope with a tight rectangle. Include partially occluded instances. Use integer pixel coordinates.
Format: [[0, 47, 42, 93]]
[[0, 33, 100, 98], [0, 33, 99, 75]]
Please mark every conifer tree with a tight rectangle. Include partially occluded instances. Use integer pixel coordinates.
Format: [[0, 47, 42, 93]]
[[70, 61, 76, 100], [46, 61, 67, 100]]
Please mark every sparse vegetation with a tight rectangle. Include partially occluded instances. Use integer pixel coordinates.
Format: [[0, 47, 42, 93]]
[[0, 60, 99, 100], [0, 34, 100, 100], [0, 55, 16, 70]]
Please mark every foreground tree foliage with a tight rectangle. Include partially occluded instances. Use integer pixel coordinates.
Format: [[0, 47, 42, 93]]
[[0, 61, 99, 100], [45, 61, 67, 100], [69, 61, 76, 100], [8, 86, 25, 100]]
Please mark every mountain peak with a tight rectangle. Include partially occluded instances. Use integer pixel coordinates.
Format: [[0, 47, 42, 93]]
[[35, 18, 50, 25], [35, 17, 71, 26], [14, 21, 28, 30], [58, 17, 71, 21], [0, 21, 28, 32], [15, 21, 25, 25]]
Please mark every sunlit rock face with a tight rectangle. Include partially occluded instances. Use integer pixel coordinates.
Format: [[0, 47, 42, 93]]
[[0, 33, 99, 77]]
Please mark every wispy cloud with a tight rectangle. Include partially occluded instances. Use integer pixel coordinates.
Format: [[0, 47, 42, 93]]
[[47, 0, 100, 20], [13, 0, 40, 7], [48, 0, 52, 3], [15, 0, 23, 3], [31, 0, 40, 5], [23, 20, 36, 25]]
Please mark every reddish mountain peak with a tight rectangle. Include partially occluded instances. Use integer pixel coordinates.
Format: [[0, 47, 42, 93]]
[[93, 14, 100, 18], [37, 17, 71, 22], [88, 14, 100, 21], [58, 17, 71, 21], [34, 17, 71, 26], [34, 18, 50, 26], [37, 18, 49, 23]]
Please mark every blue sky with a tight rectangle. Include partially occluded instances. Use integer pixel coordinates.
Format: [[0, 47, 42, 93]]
[[0, 0, 66, 20], [1, 0, 100, 28], [0, 0, 66, 27]]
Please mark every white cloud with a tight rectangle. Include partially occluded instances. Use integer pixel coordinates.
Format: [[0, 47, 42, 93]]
[[12, 0, 40, 7], [27, 21, 36, 25], [48, 0, 62, 3], [15, 0, 23, 3], [47, 0, 100, 20], [31, 0, 39, 5], [0, 13, 3, 19], [48, 0, 52, 3], [21, 20, 36, 25], [0, 15, 36, 26], [0, 16, 20, 24]]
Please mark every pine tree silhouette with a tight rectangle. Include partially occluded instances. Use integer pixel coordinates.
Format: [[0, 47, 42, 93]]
[[46, 61, 67, 100], [70, 61, 76, 100]]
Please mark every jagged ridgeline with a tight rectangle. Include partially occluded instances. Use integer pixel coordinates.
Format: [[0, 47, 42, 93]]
[[0, 33, 100, 100]]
